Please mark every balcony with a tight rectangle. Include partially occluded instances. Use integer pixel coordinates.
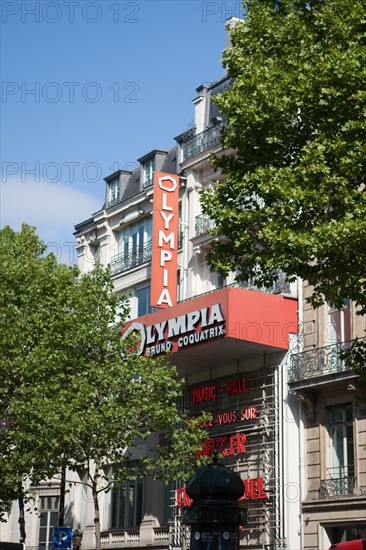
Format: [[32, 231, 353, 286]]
[[239, 271, 291, 295], [210, 77, 233, 97], [288, 340, 355, 383], [110, 233, 183, 276], [101, 526, 169, 548], [319, 467, 355, 499], [195, 213, 215, 236], [182, 124, 223, 161], [110, 242, 152, 276], [101, 530, 140, 546]]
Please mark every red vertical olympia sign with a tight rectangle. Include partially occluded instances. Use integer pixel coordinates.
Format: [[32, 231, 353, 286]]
[[150, 172, 179, 309]]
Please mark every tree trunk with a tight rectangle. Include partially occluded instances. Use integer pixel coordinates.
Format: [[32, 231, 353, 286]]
[[92, 466, 101, 550], [59, 464, 66, 526], [17, 483, 26, 543]]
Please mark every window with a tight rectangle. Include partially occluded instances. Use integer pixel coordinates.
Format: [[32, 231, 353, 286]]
[[109, 179, 120, 207], [327, 299, 351, 345], [117, 218, 152, 269], [208, 272, 226, 292], [111, 479, 143, 529], [90, 244, 100, 265], [111, 218, 153, 276], [38, 496, 60, 548], [137, 286, 152, 317], [143, 160, 154, 188], [327, 525, 366, 545], [327, 403, 354, 480], [320, 403, 355, 498]]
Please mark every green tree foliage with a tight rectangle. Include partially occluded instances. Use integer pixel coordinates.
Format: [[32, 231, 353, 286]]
[[201, 0, 366, 314], [0, 225, 208, 547], [0, 224, 69, 539]]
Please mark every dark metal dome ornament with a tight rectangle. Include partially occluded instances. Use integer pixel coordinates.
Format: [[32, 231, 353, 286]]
[[183, 449, 245, 527], [185, 449, 244, 503]]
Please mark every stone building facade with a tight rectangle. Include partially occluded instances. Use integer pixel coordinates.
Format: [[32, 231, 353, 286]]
[[1, 18, 365, 550]]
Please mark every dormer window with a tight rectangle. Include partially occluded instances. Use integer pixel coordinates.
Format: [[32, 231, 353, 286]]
[[108, 179, 120, 207], [143, 159, 154, 189], [137, 150, 167, 190]]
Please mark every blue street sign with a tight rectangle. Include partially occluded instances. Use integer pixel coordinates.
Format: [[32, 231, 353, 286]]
[[53, 527, 73, 549]]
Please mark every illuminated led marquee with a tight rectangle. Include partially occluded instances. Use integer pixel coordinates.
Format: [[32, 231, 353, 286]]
[[191, 376, 258, 458], [184, 375, 269, 505]]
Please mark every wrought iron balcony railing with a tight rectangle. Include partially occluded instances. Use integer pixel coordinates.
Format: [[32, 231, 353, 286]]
[[210, 77, 233, 97], [289, 340, 354, 383], [195, 213, 215, 236], [239, 271, 291, 295], [110, 242, 152, 275], [194, 216, 291, 294], [182, 124, 223, 161], [110, 232, 183, 276], [319, 467, 355, 498]]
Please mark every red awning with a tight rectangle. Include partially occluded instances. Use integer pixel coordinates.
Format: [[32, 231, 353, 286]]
[[122, 287, 298, 372]]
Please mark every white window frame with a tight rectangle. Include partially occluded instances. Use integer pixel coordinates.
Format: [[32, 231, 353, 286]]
[[327, 403, 354, 480], [38, 495, 60, 549], [327, 299, 351, 346], [109, 179, 120, 203], [111, 478, 143, 529], [143, 159, 154, 185], [117, 218, 152, 258], [137, 285, 152, 317]]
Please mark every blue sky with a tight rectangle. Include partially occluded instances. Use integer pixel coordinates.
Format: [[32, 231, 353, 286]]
[[1, 0, 243, 263]]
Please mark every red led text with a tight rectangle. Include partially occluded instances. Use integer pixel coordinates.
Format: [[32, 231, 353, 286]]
[[196, 432, 247, 458], [242, 477, 268, 500], [226, 377, 249, 396], [191, 377, 249, 403], [192, 384, 217, 403], [176, 477, 268, 506]]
